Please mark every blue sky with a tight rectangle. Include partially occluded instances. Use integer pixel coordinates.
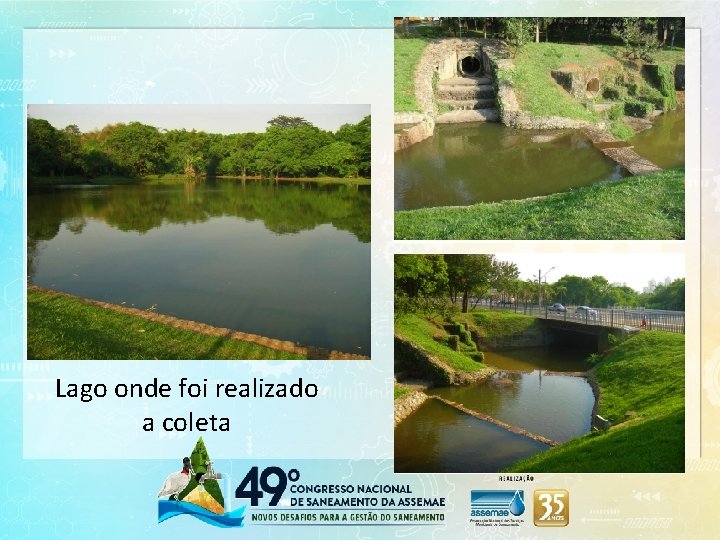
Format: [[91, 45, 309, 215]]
[[27, 104, 370, 134]]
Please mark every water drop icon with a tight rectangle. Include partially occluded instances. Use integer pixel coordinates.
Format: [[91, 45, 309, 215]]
[[509, 490, 525, 516]]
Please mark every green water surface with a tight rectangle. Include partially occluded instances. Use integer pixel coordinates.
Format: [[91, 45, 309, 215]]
[[28, 180, 371, 355]]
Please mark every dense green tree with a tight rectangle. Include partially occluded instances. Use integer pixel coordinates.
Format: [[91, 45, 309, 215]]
[[311, 141, 358, 177], [492, 259, 519, 304], [611, 17, 660, 61], [642, 278, 684, 310], [254, 123, 332, 178], [336, 115, 371, 177], [220, 132, 260, 178], [267, 115, 312, 128], [501, 18, 535, 56], [394, 254, 450, 317], [395, 254, 448, 299], [28, 116, 371, 181], [104, 122, 167, 176], [445, 254, 495, 313], [27, 118, 63, 176], [550, 274, 640, 307], [59, 125, 83, 175]]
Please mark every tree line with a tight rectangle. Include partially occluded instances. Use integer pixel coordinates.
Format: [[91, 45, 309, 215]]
[[401, 17, 684, 49], [395, 254, 685, 315], [27, 114, 371, 180]]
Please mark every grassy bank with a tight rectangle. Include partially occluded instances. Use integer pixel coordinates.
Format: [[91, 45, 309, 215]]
[[395, 313, 487, 373], [508, 43, 609, 121], [506, 331, 684, 472], [28, 288, 304, 360], [394, 38, 429, 112], [458, 310, 537, 339], [394, 385, 412, 399], [395, 168, 684, 240]]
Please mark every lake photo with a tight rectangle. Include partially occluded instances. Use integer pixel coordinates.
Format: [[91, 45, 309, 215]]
[[27, 105, 371, 360]]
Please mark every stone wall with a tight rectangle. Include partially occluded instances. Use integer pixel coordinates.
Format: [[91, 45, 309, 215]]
[[412, 38, 503, 117], [394, 391, 428, 427], [485, 47, 600, 131], [395, 336, 453, 386], [471, 323, 545, 351], [395, 336, 495, 386], [674, 64, 685, 90], [394, 115, 435, 152]]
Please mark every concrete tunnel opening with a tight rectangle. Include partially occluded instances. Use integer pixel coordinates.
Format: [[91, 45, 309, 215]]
[[459, 55, 482, 77], [586, 77, 600, 97]]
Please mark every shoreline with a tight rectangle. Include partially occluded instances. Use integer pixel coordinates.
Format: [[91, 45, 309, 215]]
[[28, 285, 369, 360], [28, 174, 372, 189]]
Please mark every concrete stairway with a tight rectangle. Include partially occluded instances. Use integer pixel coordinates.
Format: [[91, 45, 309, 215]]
[[435, 76, 499, 123]]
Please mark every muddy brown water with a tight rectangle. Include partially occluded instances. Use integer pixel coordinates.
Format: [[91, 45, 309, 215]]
[[394, 346, 595, 472]]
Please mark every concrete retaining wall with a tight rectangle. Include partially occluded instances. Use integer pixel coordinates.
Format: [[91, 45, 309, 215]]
[[471, 324, 545, 351], [394, 391, 428, 427], [394, 336, 494, 386]]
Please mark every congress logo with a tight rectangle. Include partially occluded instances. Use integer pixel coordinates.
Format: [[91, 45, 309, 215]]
[[470, 490, 526, 517], [157, 437, 245, 528]]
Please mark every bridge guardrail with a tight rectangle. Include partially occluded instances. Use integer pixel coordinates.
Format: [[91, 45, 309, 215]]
[[485, 303, 685, 334]]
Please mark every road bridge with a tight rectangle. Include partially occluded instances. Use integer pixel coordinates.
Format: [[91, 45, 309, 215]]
[[487, 304, 684, 350]]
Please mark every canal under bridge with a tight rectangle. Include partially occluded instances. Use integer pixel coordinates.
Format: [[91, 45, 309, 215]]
[[490, 304, 685, 351]]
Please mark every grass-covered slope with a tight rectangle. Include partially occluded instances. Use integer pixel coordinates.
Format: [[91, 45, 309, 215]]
[[395, 313, 487, 373], [506, 331, 684, 472], [395, 168, 684, 240], [394, 38, 429, 113], [458, 310, 538, 339], [28, 288, 304, 360], [508, 43, 612, 120]]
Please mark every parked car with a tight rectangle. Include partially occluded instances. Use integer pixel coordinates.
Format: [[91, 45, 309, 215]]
[[548, 303, 566, 313], [576, 305, 598, 318]]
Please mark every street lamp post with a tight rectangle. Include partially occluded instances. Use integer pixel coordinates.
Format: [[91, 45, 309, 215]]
[[538, 267, 555, 308]]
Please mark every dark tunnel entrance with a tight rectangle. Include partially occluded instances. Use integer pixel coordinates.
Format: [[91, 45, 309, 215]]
[[459, 55, 482, 77], [543, 327, 599, 354]]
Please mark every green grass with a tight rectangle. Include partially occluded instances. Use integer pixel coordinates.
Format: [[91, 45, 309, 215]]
[[507, 43, 612, 120], [28, 288, 305, 360], [608, 119, 635, 140], [395, 168, 684, 240], [394, 385, 412, 399], [457, 310, 537, 339], [506, 331, 684, 472], [597, 43, 685, 66], [395, 313, 487, 373], [593, 331, 684, 420], [394, 38, 429, 112]]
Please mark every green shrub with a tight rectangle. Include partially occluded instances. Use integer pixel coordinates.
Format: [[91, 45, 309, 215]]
[[609, 120, 635, 140], [603, 87, 622, 100], [444, 322, 474, 346], [624, 98, 654, 118], [648, 94, 677, 111], [607, 103, 624, 120], [469, 351, 485, 363], [645, 64, 677, 97], [447, 334, 459, 350]]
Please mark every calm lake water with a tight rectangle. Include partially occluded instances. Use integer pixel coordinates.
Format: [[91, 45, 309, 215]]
[[395, 122, 622, 210], [630, 109, 685, 169], [28, 181, 371, 355], [395, 346, 594, 472], [395, 110, 685, 211]]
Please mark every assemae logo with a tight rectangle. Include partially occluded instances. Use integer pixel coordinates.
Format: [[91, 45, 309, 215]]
[[157, 437, 245, 528], [470, 490, 526, 517]]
